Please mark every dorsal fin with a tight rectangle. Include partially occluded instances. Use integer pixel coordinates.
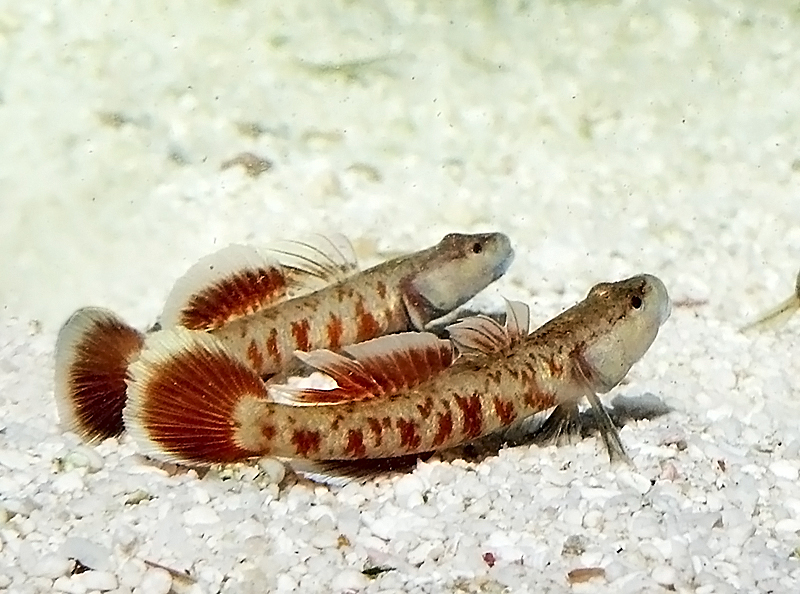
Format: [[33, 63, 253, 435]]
[[447, 299, 529, 355], [267, 233, 358, 294], [160, 245, 289, 330], [503, 298, 530, 347], [268, 332, 454, 405]]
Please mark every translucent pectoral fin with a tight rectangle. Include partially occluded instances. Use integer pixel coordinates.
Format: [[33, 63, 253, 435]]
[[585, 392, 632, 466]]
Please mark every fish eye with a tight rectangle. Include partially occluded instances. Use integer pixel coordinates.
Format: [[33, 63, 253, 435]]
[[630, 295, 643, 309], [471, 241, 483, 254]]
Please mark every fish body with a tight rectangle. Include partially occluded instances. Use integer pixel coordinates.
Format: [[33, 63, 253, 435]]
[[125, 274, 671, 465], [55, 232, 514, 442], [211, 232, 514, 377]]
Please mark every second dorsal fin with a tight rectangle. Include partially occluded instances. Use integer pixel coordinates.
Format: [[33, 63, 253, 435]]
[[269, 332, 454, 405], [447, 299, 530, 356], [160, 245, 289, 331]]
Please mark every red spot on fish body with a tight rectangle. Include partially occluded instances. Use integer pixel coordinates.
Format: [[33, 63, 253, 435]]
[[291, 429, 321, 457], [376, 281, 387, 299], [546, 356, 563, 378], [266, 328, 280, 363], [344, 429, 367, 458], [331, 414, 344, 431], [247, 339, 264, 371], [291, 319, 311, 351], [355, 299, 381, 342], [493, 397, 517, 426], [416, 397, 434, 419], [454, 394, 483, 438], [367, 417, 383, 447], [261, 424, 276, 441], [432, 411, 453, 447], [397, 418, 422, 451], [326, 314, 343, 351]]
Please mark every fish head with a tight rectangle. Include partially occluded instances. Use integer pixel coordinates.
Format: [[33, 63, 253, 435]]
[[403, 232, 514, 328], [575, 274, 671, 393]]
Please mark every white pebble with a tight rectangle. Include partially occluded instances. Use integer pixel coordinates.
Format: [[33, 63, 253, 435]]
[[774, 518, 800, 533], [34, 553, 73, 578], [60, 537, 112, 572], [52, 576, 86, 594], [61, 446, 104, 472], [258, 457, 286, 484], [330, 569, 369, 592], [617, 470, 653, 495], [769, 460, 799, 481], [183, 505, 220, 525], [0, 448, 33, 470], [652, 564, 677, 586], [135, 567, 172, 594], [78, 570, 118, 591], [52, 471, 85, 493]]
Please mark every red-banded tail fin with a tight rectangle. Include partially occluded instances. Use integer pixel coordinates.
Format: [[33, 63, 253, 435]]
[[269, 332, 453, 405], [160, 245, 289, 331], [124, 328, 270, 465], [54, 307, 145, 442], [447, 299, 529, 356]]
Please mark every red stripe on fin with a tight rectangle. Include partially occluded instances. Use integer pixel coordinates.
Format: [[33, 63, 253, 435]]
[[267, 233, 358, 294], [54, 307, 145, 442], [160, 245, 288, 331], [124, 328, 271, 465], [270, 332, 454, 405], [447, 299, 529, 356]]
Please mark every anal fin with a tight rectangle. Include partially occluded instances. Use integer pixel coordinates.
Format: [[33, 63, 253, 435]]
[[290, 452, 434, 486]]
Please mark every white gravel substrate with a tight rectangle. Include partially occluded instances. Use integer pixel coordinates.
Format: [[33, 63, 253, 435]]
[[2, 1, 800, 593]]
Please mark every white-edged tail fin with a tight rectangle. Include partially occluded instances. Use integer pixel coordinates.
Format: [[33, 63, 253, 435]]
[[124, 328, 270, 465], [267, 233, 358, 291], [269, 332, 454, 405], [447, 299, 529, 356], [54, 307, 145, 442], [160, 245, 289, 331]]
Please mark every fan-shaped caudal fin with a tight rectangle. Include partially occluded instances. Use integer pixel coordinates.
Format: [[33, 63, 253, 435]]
[[123, 327, 270, 465], [54, 307, 145, 442], [160, 244, 290, 331], [447, 299, 530, 356], [268, 332, 454, 405]]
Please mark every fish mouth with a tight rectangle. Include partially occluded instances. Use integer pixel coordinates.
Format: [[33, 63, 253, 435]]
[[490, 234, 515, 280], [643, 274, 671, 325]]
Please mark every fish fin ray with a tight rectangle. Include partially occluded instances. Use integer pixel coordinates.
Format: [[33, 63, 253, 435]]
[[124, 327, 270, 465], [270, 333, 454, 405], [502, 298, 530, 347], [740, 294, 800, 334], [54, 307, 145, 442], [267, 233, 358, 293], [446, 314, 510, 355]]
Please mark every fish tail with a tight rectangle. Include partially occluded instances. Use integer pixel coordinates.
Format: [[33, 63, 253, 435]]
[[54, 307, 145, 441], [124, 327, 271, 465]]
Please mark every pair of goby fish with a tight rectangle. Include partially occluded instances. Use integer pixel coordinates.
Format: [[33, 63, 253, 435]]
[[55, 231, 672, 478]]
